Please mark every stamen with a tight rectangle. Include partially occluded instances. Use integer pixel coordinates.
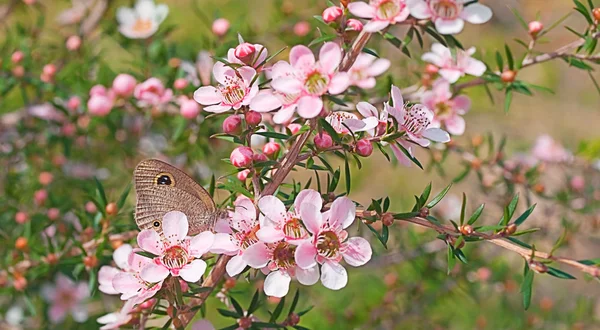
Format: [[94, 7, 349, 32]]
[[316, 230, 341, 259], [304, 71, 329, 95], [283, 217, 307, 240], [430, 0, 462, 20], [376, 0, 400, 20], [218, 76, 247, 106], [161, 246, 189, 270], [132, 19, 153, 33], [272, 242, 297, 270]]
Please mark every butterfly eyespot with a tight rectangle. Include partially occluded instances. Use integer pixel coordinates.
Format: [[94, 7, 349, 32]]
[[156, 172, 174, 186], [153, 221, 161, 228]]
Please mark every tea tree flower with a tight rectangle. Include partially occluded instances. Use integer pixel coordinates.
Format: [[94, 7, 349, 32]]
[[348, 53, 391, 89], [117, 0, 168, 39], [348, 0, 410, 32], [325, 111, 378, 134], [408, 0, 492, 35], [42, 274, 89, 323], [421, 43, 486, 83], [356, 101, 389, 136], [421, 79, 471, 135]]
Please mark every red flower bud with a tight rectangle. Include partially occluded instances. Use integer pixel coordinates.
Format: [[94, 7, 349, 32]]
[[230, 147, 254, 168], [263, 142, 281, 157], [346, 19, 363, 31], [174, 78, 189, 90], [355, 139, 373, 157], [15, 211, 28, 224], [237, 169, 251, 181], [11, 51, 24, 64], [245, 110, 262, 127], [223, 115, 243, 135], [314, 132, 333, 150], [234, 43, 256, 63], [528, 21, 543, 37], [322, 6, 343, 23]]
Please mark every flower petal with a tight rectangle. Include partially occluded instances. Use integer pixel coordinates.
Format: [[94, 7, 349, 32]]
[[193, 87, 220, 105], [295, 242, 318, 269], [461, 4, 493, 24], [290, 45, 315, 68], [226, 255, 247, 277], [347, 2, 376, 18], [408, 0, 431, 19], [300, 203, 323, 235], [363, 20, 390, 32], [271, 77, 303, 95], [137, 229, 164, 256], [343, 237, 372, 267], [329, 197, 356, 229], [320, 261, 348, 290], [243, 243, 270, 268], [140, 263, 170, 283], [210, 233, 239, 254], [295, 265, 320, 286], [189, 231, 215, 257], [264, 271, 291, 297], [463, 58, 487, 77], [204, 104, 232, 113], [296, 96, 323, 119], [444, 115, 466, 136], [98, 266, 120, 295], [319, 42, 342, 73], [162, 211, 189, 246], [294, 189, 323, 212], [422, 127, 451, 142], [328, 72, 350, 95], [273, 104, 296, 124], [256, 226, 285, 243], [112, 273, 142, 295], [356, 102, 378, 118], [258, 195, 287, 225], [390, 85, 404, 108], [113, 244, 133, 270], [366, 58, 391, 77], [434, 18, 465, 35], [250, 90, 282, 112], [452, 95, 471, 113], [438, 68, 462, 84], [179, 259, 207, 283]]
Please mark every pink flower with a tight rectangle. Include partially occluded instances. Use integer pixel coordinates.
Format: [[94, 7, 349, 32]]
[[245, 110, 262, 127], [322, 6, 343, 23], [348, 53, 390, 88], [111, 249, 162, 302], [67, 96, 81, 111], [325, 111, 378, 134], [263, 142, 281, 157], [134, 78, 173, 107], [193, 62, 258, 113], [294, 196, 371, 290], [212, 18, 230, 36], [230, 146, 254, 168], [210, 196, 259, 276], [356, 101, 388, 136], [112, 74, 137, 97], [408, 0, 492, 35], [237, 169, 251, 181], [531, 135, 572, 163], [268, 42, 349, 121], [98, 244, 133, 295], [88, 95, 113, 117], [174, 78, 189, 90], [116, 0, 169, 39], [136, 211, 215, 283], [97, 299, 135, 330], [228, 41, 268, 69], [42, 274, 89, 323], [348, 0, 410, 32], [421, 43, 486, 83], [421, 79, 471, 135]]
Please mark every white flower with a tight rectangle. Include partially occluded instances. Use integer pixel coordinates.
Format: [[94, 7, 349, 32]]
[[117, 0, 168, 39]]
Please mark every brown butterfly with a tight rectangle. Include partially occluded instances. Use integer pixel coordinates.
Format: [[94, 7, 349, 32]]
[[134, 159, 225, 235]]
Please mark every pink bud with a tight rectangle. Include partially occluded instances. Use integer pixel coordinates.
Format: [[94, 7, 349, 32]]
[[223, 115, 242, 135], [287, 123, 302, 134], [23, 0, 36, 5], [179, 279, 189, 292], [180, 99, 200, 119], [85, 201, 97, 213], [112, 74, 137, 97], [293, 21, 311, 37], [237, 169, 251, 181], [15, 212, 29, 224], [38, 172, 54, 186], [230, 147, 254, 168], [314, 132, 333, 150], [67, 96, 81, 111], [376, 121, 387, 136], [47, 208, 60, 221], [212, 18, 230, 37], [253, 153, 268, 162], [61, 123, 76, 137], [425, 64, 439, 74], [322, 6, 343, 23], [346, 19, 363, 32], [43, 64, 57, 76], [356, 139, 373, 157], [234, 43, 256, 63], [263, 142, 281, 157], [174, 78, 189, 90], [11, 51, 24, 64], [66, 35, 81, 51], [87, 95, 112, 117], [139, 298, 157, 310], [528, 21, 543, 37], [34, 189, 48, 206], [245, 110, 262, 127], [570, 175, 585, 192], [89, 85, 109, 97]]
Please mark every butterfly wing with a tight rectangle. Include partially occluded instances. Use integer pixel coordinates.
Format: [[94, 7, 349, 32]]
[[134, 159, 217, 235]]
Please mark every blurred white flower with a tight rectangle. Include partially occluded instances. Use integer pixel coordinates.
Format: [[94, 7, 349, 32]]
[[117, 0, 168, 39]]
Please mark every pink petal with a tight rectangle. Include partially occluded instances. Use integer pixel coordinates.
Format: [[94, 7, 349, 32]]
[[444, 115, 466, 136], [320, 261, 348, 290], [452, 95, 471, 113], [328, 72, 350, 95], [128, 249, 152, 272], [329, 197, 356, 229], [289, 45, 315, 68], [434, 18, 464, 35], [432, 79, 452, 100], [300, 203, 323, 234], [356, 102, 377, 118], [319, 42, 342, 73], [347, 2, 375, 18], [271, 77, 303, 94], [140, 263, 170, 283], [343, 237, 372, 266], [363, 20, 390, 32], [422, 127, 451, 142], [212, 62, 231, 85], [264, 270, 291, 298], [179, 259, 207, 283], [390, 85, 403, 108], [226, 255, 247, 277], [112, 273, 142, 294], [295, 265, 319, 286], [421, 52, 443, 67], [256, 226, 285, 243], [366, 58, 391, 77], [294, 189, 323, 212], [98, 266, 120, 295], [296, 96, 323, 119], [192, 320, 216, 330], [273, 104, 296, 124], [243, 243, 270, 268], [460, 4, 493, 24], [385, 103, 404, 126], [162, 211, 189, 246], [408, 0, 431, 19], [258, 195, 287, 225], [394, 7, 411, 22], [113, 244, 132, 270], [463, 58, 486, 76], [137, 230, 164, 256], [210, 233, 239, 254], [189, 231, 215, 257], [432, 42, 451, 58], [233, 196, 257, 223], [250, 90, 282, 112], [271, 60, 295, 79], [295, 242, 318, 269], [49, 304, 68, 323], [390, 143, 413, 167], [204, 104, 231, 113], [238, 66, 257, 84], [438, 68, 462, 84]]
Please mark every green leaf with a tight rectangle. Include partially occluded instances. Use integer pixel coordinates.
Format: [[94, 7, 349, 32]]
[[117, 183, 132, 209], [588, 71, 600, 96], [505, 44, 514, 70], [512, 228, 540, 236], [573, 0, 593, 24], [459, 193, 467, 225], [504, 89, 513, 113], [426, 183, 453, 208], [318, 118, 342, 143], [308, 34, 337, 47], [218, 308, 242, 318], [520, 262, 534, 310], [453, 166, 471, 183], [538, 12, 571, 38], [94, 177, 108, 206], [248, 290, 261, 314], [269, 296, 286, 322], [288, 289, 300, 315], [467, 204, 485, 225], [362, 47, 379, 57], [395, 142, 423, 169], [509, 7, 529, 30], [447, 245, 456, 275], [174, 278, 184, 307], [366, 223, 388, 249], [418, 183, 432, 208], [383, 32, 402, 48], [230, 297, 245, 316], [495, 51, 504, 71], [392, 212, 420, 219], [344, 154, 351, 194], [514, 204, 537, 225], [546, 266, 576, 280], [135, 250, 157, 259]]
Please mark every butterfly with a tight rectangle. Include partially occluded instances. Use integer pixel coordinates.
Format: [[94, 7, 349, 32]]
[[134, 159, 225, 235]]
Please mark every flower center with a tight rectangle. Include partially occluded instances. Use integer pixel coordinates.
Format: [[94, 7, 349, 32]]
[[58, 291, 76, 305], [283, 217, 308, 240], [272, 242, 297, 270], [161, 246, 189, 270], [132, 19, 153, 33], [403, 105, 431, 135], [326, 111, 357, 133], [304, 71, 329, 95], [375, 0, 400, 20], [316, 230, 341, 259], [435, 102, 451, 117], [219, 76, 247, 106], [237, 225, 260, 250], [430, 0, 462, 20]]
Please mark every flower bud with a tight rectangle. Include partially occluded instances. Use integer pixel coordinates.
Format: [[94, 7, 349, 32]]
[[224, 277, 237, 289], [85, 201, 97, 213], [570, 175, 585, 192], [47, 208, 60, 221], [139, 298, 157, 310], [43, 63, 57, 77], [212, 18, 230, 37], [84, 255, 98, 268], [471, 134, 483, 147], [355, 139, 373, 157], [425, 63, 439, 74], [112, 74, 137, 97], [46, 253, 59, 265], [287, 123, 302, 134], [346, 19, 363, 32], [245, 110, 262, 127], [234, 43, 256, 63], [38, 171, 54, 185], [263, 142, 281, 157], [34, 189, 48, 205], [223, 115, 242, 135], [168, 58, 181, 68], [15, 237, 28, 251], [529, 260, 548, 273], [533, 183, 545, 194], [230, 147, 254, 168], [528, 21, 543, 37], [12, 66, 25, 78], [13, 274, 27, 291], [173, 78, 189, 90], [293, 21, 310, 37], [506, 223, 517, 235], [322, 6, 343, 23], [253, 153, 268, 163], [314, 132, 333, 150], [419, 207, 430, 218], [15, 211, 29, 224], [67, 96, 81, 111], [501, 70, 517, 83], [87, 95, 113, 116], [238, 317, 253, 329], [61, 123, 76, 137], [594, 8, 600, 21], [180, 99, 200, 119], [286, 313, 300, 326], [11, 51, 24, 64], [106, 202, 118, 215], [459, 224, 474, 236], [381, 213, 394, 227], [66, 35, 82, 51], [237, 169, 251, 181]]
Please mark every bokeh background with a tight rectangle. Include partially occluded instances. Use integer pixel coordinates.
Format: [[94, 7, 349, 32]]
[[1, 0, 600, 329]]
